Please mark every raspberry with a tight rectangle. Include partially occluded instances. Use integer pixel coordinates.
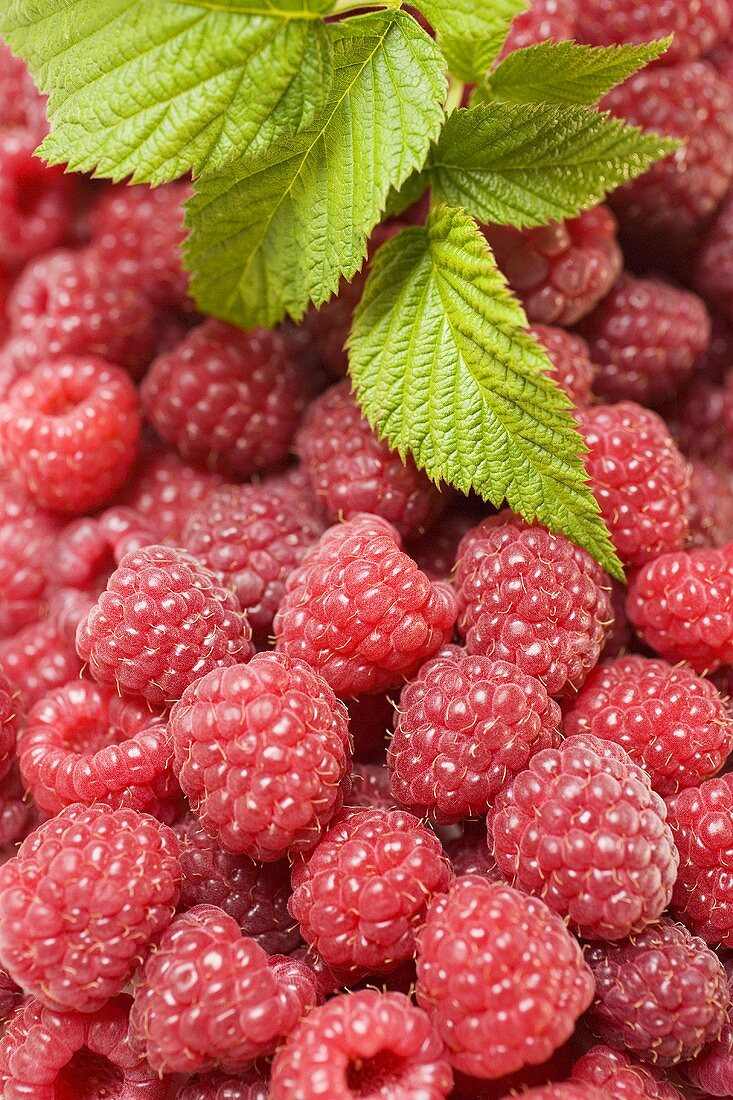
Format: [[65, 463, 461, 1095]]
[[577, 402, 690, 568], [0, 764, 40, 851], [603, 577, 632, 659], [529, 324, 596, 405], [577, 276, 711, 405], [0, 618, 83, 712], [9, 248, 157, 376], [667, 773, 733, 946], [687, 459, 733, 549], [181, 483, 326, 638], [694, 190, 733, 324], [274, 514, 458, 696], [295, 380, 446, 538], [0, 40, 48, 140], [175, 1068, 270, 1100], [683, 958, 733, 1097], [691, 311, 733, 384], [348, 762, 398, 811], [571, 1046, 685, 1100], [0, 994, 167, 1100], [0, 356, 141, 515], [602, 62, 733, 247], [585, 918, 728, 1067], [483, 206, 622, 326], [388, 647, 562, 823], [301, 274, 364, 378], [129, 904, 317, 1074], [416, 875, 593, 1080], [76, 544, 253, 706], [141, 319, 308, 477], [575, 0, 731, 65], [0, 970, 20, 1028], [17, 679, 174, 816], [290, 807, 451, 974], [443, 822, 503, 881], [0, 146, 77, 267], [0, 479, 59, 638], [454, 514, 612, 698], [174, 813, 300, 955], [667, 377, 730, 464], [54, 506, 158, 590], [626, 544, 733, 672], [502, 0, 578, 53], [0, 665, 18, 782], [88, 181, 192, 311], [0, 802, 180, 1012], [171, 653, 351, 860], [498, 1088, 603, 1100], [270, 989, 453, 1100], [46, 586, 98, 647], [123, 445, 225, 543], [489, 734, 679, 940]]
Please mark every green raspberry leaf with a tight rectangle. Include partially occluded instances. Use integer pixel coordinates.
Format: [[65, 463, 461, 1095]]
[[414, 0, 527, 82], [429, 102, 679, 228], [176, 0, 334, 10], [185, 9, 446, 328], [348, 204, 623, 579], [1, 0, 335, 184], [481, 37, 671, 106]]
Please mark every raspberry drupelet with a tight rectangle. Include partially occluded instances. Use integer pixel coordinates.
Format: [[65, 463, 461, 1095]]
[[489, 734, 679, 941], [416, 875, 594, 1080], [575, 0, 731, 65], [0, 802, 180, 1012], [129, 904, 318, 1075], [571, 1046, 685, 1100]]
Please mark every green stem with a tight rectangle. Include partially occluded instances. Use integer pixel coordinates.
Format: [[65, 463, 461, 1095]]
[[330, 0, 400, 13], [444, 75, 466, 114]]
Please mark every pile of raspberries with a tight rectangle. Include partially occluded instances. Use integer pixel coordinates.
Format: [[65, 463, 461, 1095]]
[[6, 2, 733, 1097]]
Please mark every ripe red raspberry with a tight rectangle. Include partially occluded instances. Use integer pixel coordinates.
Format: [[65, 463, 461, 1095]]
[[687, 459, 733, 549], [577, 402, 690, 568], [271, 989, 453, 1100], [0, 146, 77, 267], [571, 1046, 685, 1100], [174, 813, 300, 955], [490, 734, 679, 940], [130, 904, 317, 1074], [0, 479, 59, 638], [416, 875, 593, 1080], [454, 514, 612, 698], [0, 802, 180, 1012], [88, 181, 192, 311], [443, 822, 503, 881], [694, 190, 733, 324], [141, 319, 308, 477], [667, 377, 730, 464], [54, 506, 158, 590], [577, 277, 711, 405], [0, 356, 141, 515], [0, 994, 166, 1100], [46, 585, 98, 648], [17, 679, 174, 816], [530, 324, 596, 405], [602, 62, 733, 246], [8, 248, 157, 376], [0, 618, 83, 711], [76, 544, 253, 706], [0, 40, 48, 140], [176, 1068, 270, 1100], [502, 0, 578, 53], [683, 958, 733, 1097], [576, 0, 731, 65], [0, 764, 40, 851], [290, 807, 451, 974], [181, 483, 326, 638], [274, 514, 458, 696], [484, 206, 622, 326], [388, 647, 561, 822], [667, 773, 733, 946], [626, 544, 733, 672], [586, 919, 728, 1066], [295, 380, 445, 538], [171, 653, 351, 860], [122, 444, 225, 543], [565, 655, 733, 796]]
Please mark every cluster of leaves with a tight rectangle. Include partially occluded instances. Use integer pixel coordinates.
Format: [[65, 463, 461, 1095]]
[[0, 0, 678, 577]]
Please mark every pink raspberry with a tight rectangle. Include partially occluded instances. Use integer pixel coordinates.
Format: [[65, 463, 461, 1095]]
[[602, 62, 733, 247], [274, 514, 458, 696], [174, 813, 301, 955], [571, 1046, 685, 1100], [271, 989, 453, 1100], [295, 380, 446, 538], [141, 319, 308, 477], [0, 356, 141, 515], [0, 618, 82, 712], [388, 647, 561, 822], [129, 904, 317, 1074], [443, 822, 503, 881], [667, 773, 733, 946], [530, 324, 596, 405], [53, 506, 158, 590], [171, 653, 351, 860], [576, 0, 731, 65], [0, 145, 77, 267], [76, 544, 253, 706], [0, 994, 166, 1100], [46, 585, 98, 647], [587, 919, 729, 1064], [17, 679, 174, 815], [8, 248, 157, 376], [683, 958, 733, 1097], [564, 655, 733, 796], [0, 764, 40, 851], [0, 802, 180, 1012], [122, 444, 225, 543], [687, 459, 733, 549], [502, 0, 578, 53], [88, 181, 192, 310], [416, 875, 593, 1080], [626, 544, 733, 672], [290, 807, 451, 974], [181, 483, 326, 638], [694, 189, 733, 323], [0, 480, 59, 638], [0, 665, 18, 784], [454, 514, 612, 698], [577, 402, 690, 568], [489, 734, 679, 940], [483, 206, 622, 326], [0, 40, 48, 140], [577, 276, 710, 405], [175, 1068, 270, 1100]]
